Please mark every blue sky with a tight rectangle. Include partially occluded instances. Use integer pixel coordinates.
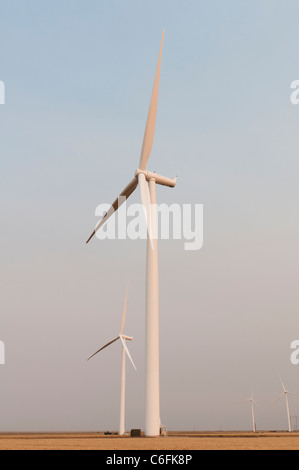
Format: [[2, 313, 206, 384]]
[[1, 1, 299, 432]]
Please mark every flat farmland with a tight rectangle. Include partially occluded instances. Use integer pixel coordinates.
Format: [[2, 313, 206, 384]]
[[0, 432, 299, 450]]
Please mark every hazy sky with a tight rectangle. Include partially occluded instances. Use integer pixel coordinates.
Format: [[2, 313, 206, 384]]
[[1, 0, 299, 432]]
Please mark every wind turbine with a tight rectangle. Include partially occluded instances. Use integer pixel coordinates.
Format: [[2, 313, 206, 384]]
[[86, 31, 177, 436], [244, 392, 258, 433], [273, 376, 294, 433], [88, 284, 137, 436]]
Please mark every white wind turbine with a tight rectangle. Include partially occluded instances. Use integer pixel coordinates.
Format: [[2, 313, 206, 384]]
[[244, 392, 258, 433], [88, 285, 137, 436], [86, 31, 177, 436], [273, 376, 294, 433]]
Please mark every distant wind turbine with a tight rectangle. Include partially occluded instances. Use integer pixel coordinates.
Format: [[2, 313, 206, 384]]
[[88, 284, 136, 436], [244, 392, 258, 433], [273, 377, 294, 433]]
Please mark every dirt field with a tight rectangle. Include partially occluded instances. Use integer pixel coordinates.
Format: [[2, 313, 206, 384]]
[[0, 432, 299, 450]]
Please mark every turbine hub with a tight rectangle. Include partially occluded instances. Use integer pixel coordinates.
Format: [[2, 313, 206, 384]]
[[120, 335, 133, 341], [135, 169, 177, 188]]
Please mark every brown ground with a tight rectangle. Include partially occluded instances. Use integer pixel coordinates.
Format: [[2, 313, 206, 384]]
[[0, 432, 299, 450]]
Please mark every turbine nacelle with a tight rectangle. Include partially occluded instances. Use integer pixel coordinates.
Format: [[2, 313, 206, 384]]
[[120, 334, 133, 342], [135, 169, 177, 188]]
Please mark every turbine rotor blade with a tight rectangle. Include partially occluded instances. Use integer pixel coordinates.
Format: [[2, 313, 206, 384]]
[[272, 393, 285, 408], [138, 173, 154, 248], [120, 283, 129, 335], [86, 177, 138, 244], [279, 375, 287, 393], [120, 335, 137, 371], [87, 337, 120, 361], [139, 31, 164, 171]]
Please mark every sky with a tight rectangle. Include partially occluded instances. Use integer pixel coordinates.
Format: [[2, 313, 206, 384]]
[[0, 0, 299, 432]]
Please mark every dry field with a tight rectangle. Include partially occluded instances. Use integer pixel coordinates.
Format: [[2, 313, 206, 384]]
[[0, 432, 299, 450]]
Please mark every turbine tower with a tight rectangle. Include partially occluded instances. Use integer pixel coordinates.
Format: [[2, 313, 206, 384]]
[[88, 284, 136, 436], [273, 376, 294, 433], [86, 31, 177, 436]]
